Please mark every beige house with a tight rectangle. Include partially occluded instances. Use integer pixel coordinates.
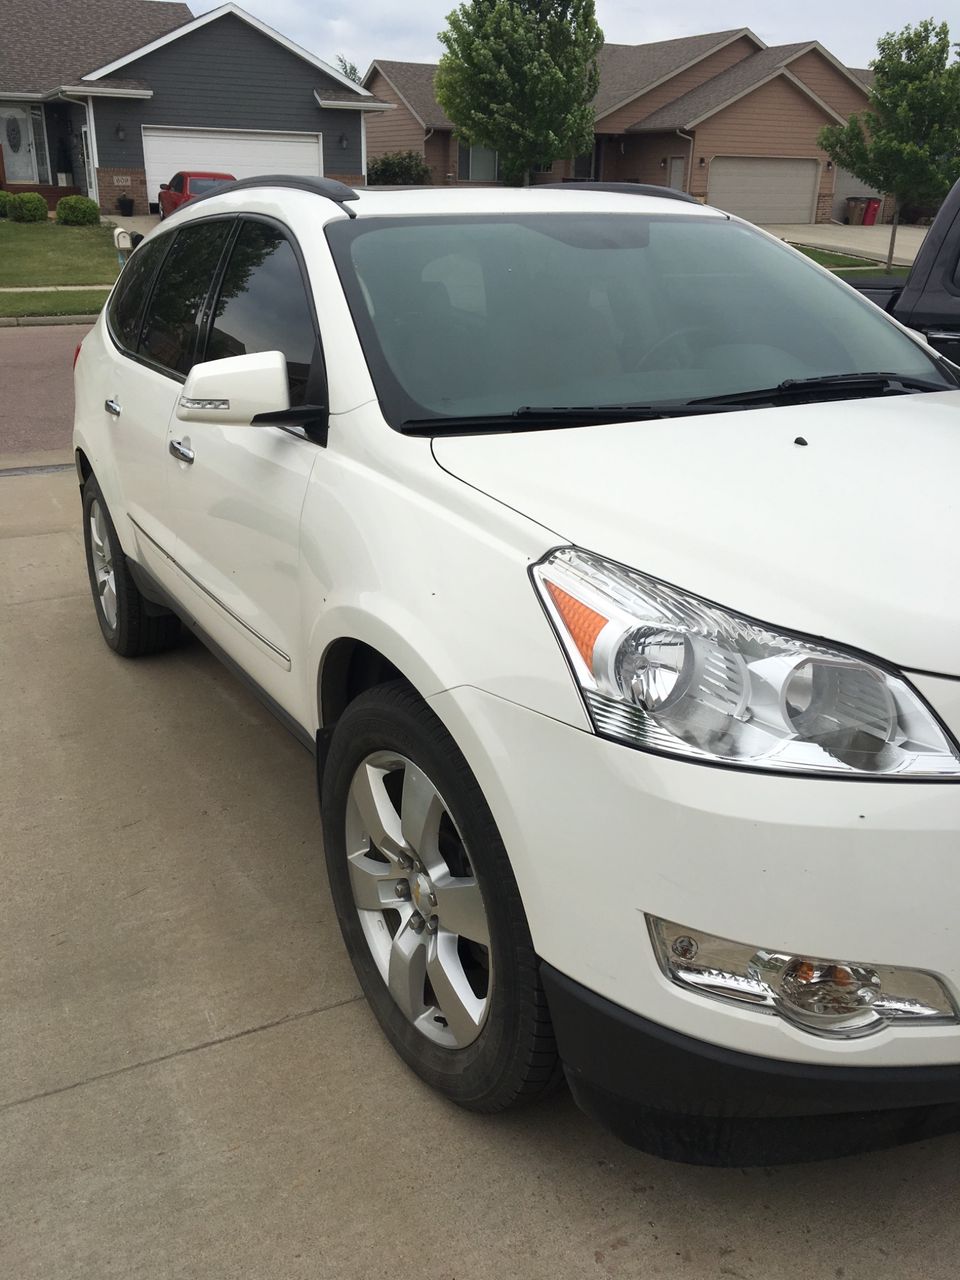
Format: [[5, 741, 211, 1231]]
[[364, 29, 876, 223]]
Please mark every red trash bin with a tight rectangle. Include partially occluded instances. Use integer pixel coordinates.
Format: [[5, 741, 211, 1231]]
[[863, 197, 882, 226]]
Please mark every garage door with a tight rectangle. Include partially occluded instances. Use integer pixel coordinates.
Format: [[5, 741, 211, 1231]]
[[142, 126, 323, 204], [707, 157, 819, 223]]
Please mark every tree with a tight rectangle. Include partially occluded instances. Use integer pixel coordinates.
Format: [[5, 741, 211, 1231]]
[[818, 19, 960, 270], [336, 54, 362, 83], [435, 0, 603, 186]]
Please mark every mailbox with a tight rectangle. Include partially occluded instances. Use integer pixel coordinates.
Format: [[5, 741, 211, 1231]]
[[113, 226, 133, 266]]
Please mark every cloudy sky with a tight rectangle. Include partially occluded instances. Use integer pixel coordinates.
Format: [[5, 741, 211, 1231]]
[[187, 0, 946, 73]]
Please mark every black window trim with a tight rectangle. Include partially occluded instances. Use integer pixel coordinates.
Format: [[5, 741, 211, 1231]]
[[106, 213, 237, 383], [197, 212, 328, 441], [106, 211, 328, 443]]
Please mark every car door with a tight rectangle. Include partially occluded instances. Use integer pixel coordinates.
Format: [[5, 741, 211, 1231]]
[[109, 218, 234, 593], [163, 217, 322, 717]]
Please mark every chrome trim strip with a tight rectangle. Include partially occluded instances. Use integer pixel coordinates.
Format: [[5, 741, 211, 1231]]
[[128, 516, 292, 670]]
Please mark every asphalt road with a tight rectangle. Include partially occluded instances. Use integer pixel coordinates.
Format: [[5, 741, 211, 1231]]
[[2, 337, 960, 1278], [1, 323, 90, 459]]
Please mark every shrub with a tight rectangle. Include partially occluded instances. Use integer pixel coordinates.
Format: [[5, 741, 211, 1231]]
[[56, 194, 101, 225], [367, 150, 432, 186], [0, 189, 10, 218], [9, 192, 49, 222]]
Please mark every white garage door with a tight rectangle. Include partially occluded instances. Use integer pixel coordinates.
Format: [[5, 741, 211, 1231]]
[[142, 126, 323, 204], [707, 157, 819, 223]]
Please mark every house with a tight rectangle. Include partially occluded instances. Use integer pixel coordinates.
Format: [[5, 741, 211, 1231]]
[[364, 30, 877, 224], [0, 0, 392, 215]]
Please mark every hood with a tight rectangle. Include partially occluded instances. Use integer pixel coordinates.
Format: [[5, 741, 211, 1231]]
[[433, 393, 960, 678]]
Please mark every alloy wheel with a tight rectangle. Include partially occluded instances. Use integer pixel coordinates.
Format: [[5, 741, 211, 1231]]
[[89, 498, 118, 630], [345, 751, 492, 1048]]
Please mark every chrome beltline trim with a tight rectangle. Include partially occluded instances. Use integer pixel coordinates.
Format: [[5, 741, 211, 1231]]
[[127, 515, 292, 669]]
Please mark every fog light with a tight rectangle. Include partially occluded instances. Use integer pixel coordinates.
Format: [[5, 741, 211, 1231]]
[[648, 917, 957, 1039]]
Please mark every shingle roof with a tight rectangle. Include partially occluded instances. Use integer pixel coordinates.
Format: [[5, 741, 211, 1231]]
[[593, 29, 758, 117], [850, 67, 875, 88], [0, 0, 192, 94], [370, 60, 453, 129], [629, 43, 819, 130]]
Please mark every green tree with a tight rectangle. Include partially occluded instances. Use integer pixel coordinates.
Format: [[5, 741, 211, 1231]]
[[435, 0, 603, 185], [818, 19, 960, 270], [336, 54, 362, 83]]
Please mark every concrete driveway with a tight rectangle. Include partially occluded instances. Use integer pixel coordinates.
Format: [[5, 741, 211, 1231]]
[[4, 327, 960, 1278], [760, 222, 928, 266]]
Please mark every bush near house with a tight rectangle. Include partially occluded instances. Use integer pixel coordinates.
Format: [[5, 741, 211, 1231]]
[[9, 192, 49, 223], [56, 195, 101, 226], [367, 151, 432, 185], [0, 190, 10, 218]]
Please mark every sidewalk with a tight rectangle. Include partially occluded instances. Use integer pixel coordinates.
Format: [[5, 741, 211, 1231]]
[[760, 222, 928, 266]]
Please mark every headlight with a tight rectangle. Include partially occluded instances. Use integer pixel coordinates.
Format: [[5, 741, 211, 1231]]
[[533, 548, 960, 777]]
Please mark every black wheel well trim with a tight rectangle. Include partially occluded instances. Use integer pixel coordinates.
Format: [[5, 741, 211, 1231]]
[[75, 447, 92, 486], [317, 637, 407, 731]]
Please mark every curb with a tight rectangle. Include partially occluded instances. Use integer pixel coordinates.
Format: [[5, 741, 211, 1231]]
[[0, 314, 99, 327]]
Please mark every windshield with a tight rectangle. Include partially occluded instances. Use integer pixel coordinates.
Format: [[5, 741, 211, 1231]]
[[325, 213, 954, 429]]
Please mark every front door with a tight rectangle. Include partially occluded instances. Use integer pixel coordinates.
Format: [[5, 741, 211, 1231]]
[[668, 156, 685, 191], [164, 217, 322, 717], [1, 106, 37, 183]]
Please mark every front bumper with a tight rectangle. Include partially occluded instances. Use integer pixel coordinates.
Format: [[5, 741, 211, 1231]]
[[429, 682, 960, 1070], [542, 964, 960, 1163]]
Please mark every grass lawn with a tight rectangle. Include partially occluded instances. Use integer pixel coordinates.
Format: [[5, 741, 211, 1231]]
[[0, 288, 111, 318], [793, 245, 880, 269], [0, 220, 119, 287], [833, 265, 910, 281]]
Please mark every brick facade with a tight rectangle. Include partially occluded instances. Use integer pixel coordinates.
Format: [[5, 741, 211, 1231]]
[[815, 191, 834, 223], [95, 166, 150, 216]]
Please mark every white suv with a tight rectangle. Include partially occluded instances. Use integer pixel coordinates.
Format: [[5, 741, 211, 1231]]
[[74, 178, 960, 1165]]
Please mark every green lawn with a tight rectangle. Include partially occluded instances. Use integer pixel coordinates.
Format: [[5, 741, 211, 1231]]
[[833, 265, 910, 281], [0, 220, 119, 287], [0, 288, 111, 317], [793, 245, 880, 269]]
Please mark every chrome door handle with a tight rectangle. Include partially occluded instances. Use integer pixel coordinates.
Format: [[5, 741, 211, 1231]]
[[104, 398, 122, 417], [169, 439, 195, 464]]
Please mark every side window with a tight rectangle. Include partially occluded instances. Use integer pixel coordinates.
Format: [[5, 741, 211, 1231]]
[[170, 173, 184, 194], [206, 221, 317, 405], [138, 220, 231, 376], [108, 235, 169, 352]]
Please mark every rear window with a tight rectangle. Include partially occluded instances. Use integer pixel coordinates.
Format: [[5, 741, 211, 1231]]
[[189, 178, 228, 196], [108, 236, 169, 351], [137, 221, 231, 376]]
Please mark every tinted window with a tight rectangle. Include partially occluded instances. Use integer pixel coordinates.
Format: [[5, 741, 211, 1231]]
[[169, 174, 184, 193], [207, 221, 316, 405], [189, 177, 227, 196], [327, 214, 954, 427], [108, 235, 169, 351], [138, 220, 231, 375]]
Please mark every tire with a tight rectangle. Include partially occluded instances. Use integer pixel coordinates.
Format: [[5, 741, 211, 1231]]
[[81, 473, 181, 657], [321, 680, 561, 1111]]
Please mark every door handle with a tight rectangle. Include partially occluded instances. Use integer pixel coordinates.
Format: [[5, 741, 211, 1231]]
[[104, 398, 122, 417], [169, 438, 195, 464]]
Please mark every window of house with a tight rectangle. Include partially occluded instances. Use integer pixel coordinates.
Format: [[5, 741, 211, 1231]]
[[531, 161, 554, 175], [138, 220, 232, 375], [108, 234, 171, 352], [457, 142, 498, 182], [206, 221, 317, 406]]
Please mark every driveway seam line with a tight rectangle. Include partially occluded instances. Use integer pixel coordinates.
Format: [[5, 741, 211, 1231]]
[[0, 994, 364, 1114]]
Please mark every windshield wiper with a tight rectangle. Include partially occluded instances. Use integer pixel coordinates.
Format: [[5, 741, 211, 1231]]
[[400, 402, 736, 434], [688, 371, 951, 408]]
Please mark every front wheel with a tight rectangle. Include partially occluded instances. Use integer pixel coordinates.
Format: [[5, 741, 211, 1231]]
[[321, 681, 560, 1111]]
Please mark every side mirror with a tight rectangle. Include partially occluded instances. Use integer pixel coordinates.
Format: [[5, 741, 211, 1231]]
[[159, 183, 169, 191], [177, 350, 289, 425]]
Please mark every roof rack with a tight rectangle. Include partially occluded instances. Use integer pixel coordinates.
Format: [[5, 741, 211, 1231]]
[[185, 175, 360, 217], [541, 181, 700, 206]]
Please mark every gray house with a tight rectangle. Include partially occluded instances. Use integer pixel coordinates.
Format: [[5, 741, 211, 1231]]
[[0, 0, 391, 214]]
